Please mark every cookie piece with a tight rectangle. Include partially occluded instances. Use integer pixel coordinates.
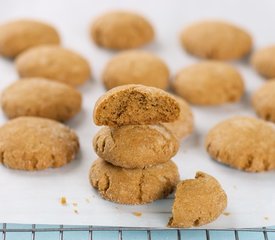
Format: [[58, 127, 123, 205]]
[[173, 61, 244, 105], [91, 11, 154, 50], [205, 116, 275, 172], [0, 19, 60, 58], [93, 84, 180, 126], [102, 50, 169, 90], [0, 117, 79, 170], [162, 95, 194, 140], [15, 46, 91, 86], [93, 125, 179, 169], [168, 172, 227, 228], [251, 46, 275, 78], [1, 78, 82, 121], [180, 20, 252, 60], [252, 80, 275, 122], [89, 158, 179, 204]]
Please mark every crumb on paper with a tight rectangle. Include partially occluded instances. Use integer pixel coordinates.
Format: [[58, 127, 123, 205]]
[[74, 209, 79, 214], [223, 212, 230, 216], [72, 202, 78, 207], [60, 197, 67, 205], [264, 217, 269, 220], [132, 212, 142, 217], [85, 198, 91, 203]]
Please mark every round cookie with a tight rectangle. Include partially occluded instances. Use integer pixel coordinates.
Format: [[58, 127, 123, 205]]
[[1, 78, 82, 121], [168, 172, 227, 228], [173, 61, 244, 105], [0, 117, 79, 170], [205, 116, 275, 172], [0, 19, 60, 58], [162, 95, 194, 140], [93, 125, 179, 169], [102, 50, 169, 90], [91, 11, 154, 50], [15, 46, 91, 86], [90, 158, 179, 204], [251, 46, 275, 78], [180, 20, 252, 60], [252, 80, 275, 122]]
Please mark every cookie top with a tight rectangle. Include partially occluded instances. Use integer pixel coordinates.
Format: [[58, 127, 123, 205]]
[[180, 20, 252, 60], [162, 95, 194, 140], [90, 158, 179, 205], [15, 45, 91, 86], [205, 116, 275, 172], [252, 80, 275, 122], [102, 50, 169, 90], [0, 117, 79, 171], [93, 124, 179, 169], [168, 172, 227, 228], [0, 19, 60, 58], [93, 84, 180, 126], [251, 46, 275, 78], [1, 78, 82, 121], [91, 11, 154, 49], [173, 61, 244, 105]]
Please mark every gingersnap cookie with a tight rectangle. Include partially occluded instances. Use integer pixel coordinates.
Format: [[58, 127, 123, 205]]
[[251, 46, 275, 78], [93, 125, 179, 169], [91, 11, 154, 50], [89, 158, 179, 204], [0, 117, 79, 170], [15, 46, 91, 86], [180, 20, 252, 60], [162, 95, 194, 140], [1, 78, 82, 121], [102, 50, 169, 90], [168, 172, 227, 228], [0, 19, 60, 58], [252, 80, 275, 122], [93, 84, 180, 126], [173, 61, 244, 105], [205, 116, 275, 172]]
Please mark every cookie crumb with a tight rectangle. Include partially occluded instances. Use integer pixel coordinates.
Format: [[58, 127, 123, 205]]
[[60, 197, 67, 205], [72, 202, 78, 207], [264, 217, 269, 220], [85, 198, 91, 203], [74, 209, 79, 214], [132, 212, 142, 217], [223, 212, 230, 216]]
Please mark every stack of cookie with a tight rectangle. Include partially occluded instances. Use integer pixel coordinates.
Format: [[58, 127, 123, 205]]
[[89, 84, 181, 204]]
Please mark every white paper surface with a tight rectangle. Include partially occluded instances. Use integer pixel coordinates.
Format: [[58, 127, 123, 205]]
[[0, 0, 275, 228]]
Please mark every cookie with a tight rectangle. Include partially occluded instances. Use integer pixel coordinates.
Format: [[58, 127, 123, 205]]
[[93, 125, 179, 169], [0, 19, 60, 58], [205, 116, 275, 172], [1, 78, 82, 121], [162, 95, 194, 140], [252, 80, 275, 122], [93, 84, 180, 126], [173, 61, 244, 105], [168, 172, 227, 228], [251, 46, 275, 78], [91, 11, 154, 50], [0, 117, 79, 170], [15, 46, 91, 86], [89, 158, 179, 204], [180, 20, 252, 60]]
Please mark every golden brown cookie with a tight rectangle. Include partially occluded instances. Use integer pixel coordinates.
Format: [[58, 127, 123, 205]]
[[89, 158, 179, 204], [162, 95, 194, 140], [168, 172, 227, 228], [173, 61, 244, 105], [102, 50, 169, 90], [0, 19, 60, 58], [205, 116, 275, 172], [93, 84, 180, 126], [0, 117, 79, 170], [93, 125, 179, 169], [15, 46, 91, 86], [252, 80, 275, 122], [91, 11, 154, 50], [251, 46, 275, 78], [1, 78, 82, 121], [180, 20, 252, 60]]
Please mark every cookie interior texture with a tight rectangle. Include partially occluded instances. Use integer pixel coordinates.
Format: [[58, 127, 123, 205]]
[[168, 172, 227, 228], [90, 158, 179, 204], [93, 84, 180, 126], [205, 116, 275, 172]]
